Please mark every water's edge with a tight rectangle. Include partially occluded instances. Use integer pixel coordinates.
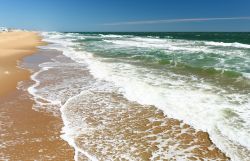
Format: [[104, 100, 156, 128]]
[[25, 32, 250, 160], [24, 44, 229, 160]]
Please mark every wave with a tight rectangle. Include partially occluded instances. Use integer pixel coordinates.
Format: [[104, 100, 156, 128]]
[[103, 36, 250, 55], [99, 34, 124, 38], [204, 41, 250, 49], [102, 36, 250, 78], [103, 39, 209, 53], [61, 92, 99, 161]]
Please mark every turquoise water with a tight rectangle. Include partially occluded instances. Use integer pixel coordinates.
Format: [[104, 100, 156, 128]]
[[39, 32, 250, 160]]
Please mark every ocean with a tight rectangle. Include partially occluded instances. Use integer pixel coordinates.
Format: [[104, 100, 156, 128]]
[[26, 32, 250, 160]]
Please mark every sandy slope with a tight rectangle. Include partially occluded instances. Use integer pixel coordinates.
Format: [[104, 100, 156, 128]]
[[0, 31, 43, 96]]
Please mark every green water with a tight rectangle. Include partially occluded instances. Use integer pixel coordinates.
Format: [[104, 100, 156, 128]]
[[73, 32, 250, 43]]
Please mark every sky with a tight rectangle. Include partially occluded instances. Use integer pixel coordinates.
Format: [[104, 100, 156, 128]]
[[0, 0, 250, 32]]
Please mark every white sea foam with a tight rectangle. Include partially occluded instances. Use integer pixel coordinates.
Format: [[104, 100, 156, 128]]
[[28, 65, 62, 114], [28, 33, 106, 160], [99, 34, 124, 38], [27, 56, 101, 160], [103, 36, 250, 74], [61, 93, 99, 161], [243, 72, 250, 79], [205, 41, 250, 49], [103, 37, 250, 55], [82, 58, 250, 160]]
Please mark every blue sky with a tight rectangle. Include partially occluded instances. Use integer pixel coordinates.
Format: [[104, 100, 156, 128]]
[[0, 0, 250, 32]]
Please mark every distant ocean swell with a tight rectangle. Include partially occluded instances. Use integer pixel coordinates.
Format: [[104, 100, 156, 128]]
[[28, 32, 250, 160]]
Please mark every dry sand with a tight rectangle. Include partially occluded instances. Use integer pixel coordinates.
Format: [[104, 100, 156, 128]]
[[0, 31, 74, 160], [0, 31, 43, 96]]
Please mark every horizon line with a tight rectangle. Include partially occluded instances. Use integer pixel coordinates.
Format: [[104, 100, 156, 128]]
[[61, 31, 250, 33], [103, 16, 250, 26]]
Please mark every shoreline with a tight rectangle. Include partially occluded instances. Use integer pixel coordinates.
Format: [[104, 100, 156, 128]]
[[34, 34, 230, 160], [0, 31, 230, 160], [0, 31, 74, 160]]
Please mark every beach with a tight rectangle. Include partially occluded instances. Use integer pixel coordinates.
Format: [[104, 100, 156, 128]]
[[0, 31, 74, 160], [1, 0, 249, 160], [1, 31, 250, 160]]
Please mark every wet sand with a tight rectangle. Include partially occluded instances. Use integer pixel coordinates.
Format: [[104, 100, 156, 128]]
[[66, 90, 230, 161], [0, 31, 74, 160], [0, 89, 74, 160]]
